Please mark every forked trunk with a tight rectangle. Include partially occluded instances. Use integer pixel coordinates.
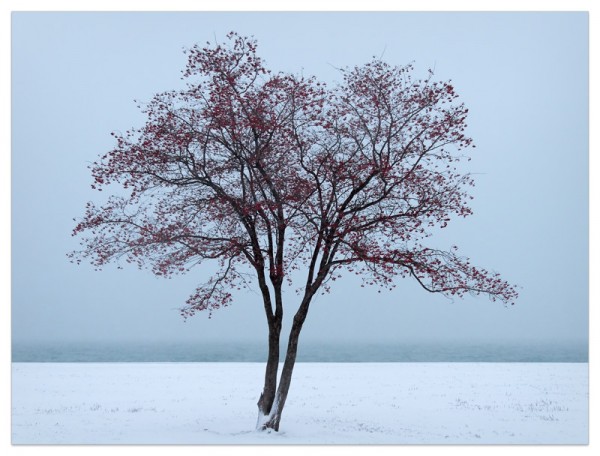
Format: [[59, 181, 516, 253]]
[[258, 302, 310, 432]]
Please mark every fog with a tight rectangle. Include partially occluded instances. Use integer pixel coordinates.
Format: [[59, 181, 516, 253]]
[[11, 12, 588, 347]]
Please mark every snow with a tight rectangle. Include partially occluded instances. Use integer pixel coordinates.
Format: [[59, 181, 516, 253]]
[[11, 362, 588, 444]]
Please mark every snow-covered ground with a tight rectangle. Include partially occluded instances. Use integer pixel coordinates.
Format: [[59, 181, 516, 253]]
[[11, 362, 588, 444]]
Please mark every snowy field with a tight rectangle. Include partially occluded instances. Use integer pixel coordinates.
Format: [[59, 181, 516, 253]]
[[12, 362, 588, 444]]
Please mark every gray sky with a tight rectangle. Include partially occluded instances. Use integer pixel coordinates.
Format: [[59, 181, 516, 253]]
[[11, 12, 588, 346]]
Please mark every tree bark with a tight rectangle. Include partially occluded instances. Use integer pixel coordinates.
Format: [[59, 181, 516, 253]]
[[256, 280, 283, 429], [259, 293, 313, 431], [256, 322, 280, 420]]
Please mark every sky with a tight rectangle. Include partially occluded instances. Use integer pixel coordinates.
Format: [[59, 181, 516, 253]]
[[11, 12, 588, 346]]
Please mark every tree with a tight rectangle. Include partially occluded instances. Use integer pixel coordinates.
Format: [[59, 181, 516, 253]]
[[70, 32, 518, 432]]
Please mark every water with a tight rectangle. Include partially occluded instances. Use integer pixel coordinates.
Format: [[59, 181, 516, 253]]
[[12, 340, 588, 363]]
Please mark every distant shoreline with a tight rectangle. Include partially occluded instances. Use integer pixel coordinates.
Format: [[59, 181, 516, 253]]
[[12, 340, 589, 363]]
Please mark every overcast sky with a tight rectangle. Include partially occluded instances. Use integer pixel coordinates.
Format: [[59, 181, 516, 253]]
[[11, 12, 588, 346]]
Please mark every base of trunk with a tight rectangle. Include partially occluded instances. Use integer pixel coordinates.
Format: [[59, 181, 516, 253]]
[[256, 399, 282, 432], [256, 416, 280, 432]]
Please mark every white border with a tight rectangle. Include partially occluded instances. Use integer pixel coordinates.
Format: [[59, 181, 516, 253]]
[[2, 1, 596, 455]]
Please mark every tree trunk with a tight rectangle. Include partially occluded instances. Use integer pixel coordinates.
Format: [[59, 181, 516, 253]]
[[256, 320, 281, 426], [259, 296, 311, 432], [255, 277, 284, 429]]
